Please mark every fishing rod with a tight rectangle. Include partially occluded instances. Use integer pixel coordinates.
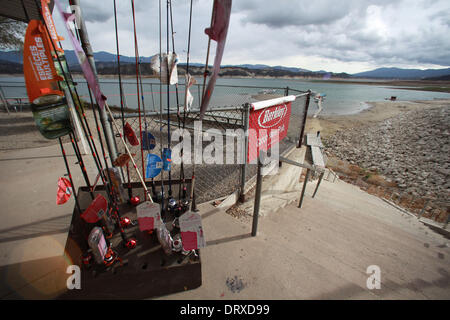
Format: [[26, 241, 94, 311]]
[[86, 84, 138, 246], [36, 0, 135, 247], [179, 0, 194, 204], [166, 0, 173, 199], [131, 0, 158, 200], [130, 0, 146, 199], [159, 0, 166, 213], [168, 0, 187, 210], [52, 0, 156, 212], [113, 0, 133, 201], [69, 131, 95, 200], [169, 0, 182, 131], [189, 1, 217, 211], [59, 137, 81, 214], [201, 3, 215, 99], [33, 0, 111, 200]]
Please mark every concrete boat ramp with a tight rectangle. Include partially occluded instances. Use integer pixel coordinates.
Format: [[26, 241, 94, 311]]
[[0, 142, 448, 299]]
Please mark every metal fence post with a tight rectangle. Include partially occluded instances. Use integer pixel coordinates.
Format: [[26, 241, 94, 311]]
[[312, 171, 324, 198], [252, 151, 263, 237], [298, 169, 310, 208], [239, 103, 250, 202], [0, 86, 10, 114], [297, 90, 311, 148]]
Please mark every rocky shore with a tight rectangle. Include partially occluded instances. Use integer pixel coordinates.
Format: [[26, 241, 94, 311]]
[[323, 103, 449, 200]]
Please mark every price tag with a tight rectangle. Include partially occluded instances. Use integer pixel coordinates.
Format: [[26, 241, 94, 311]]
[[136, 201, 161, 231], [179, 211, 206, 250]]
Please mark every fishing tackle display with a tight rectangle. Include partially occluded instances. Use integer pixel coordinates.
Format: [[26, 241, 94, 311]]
[[23, 0, 232, 283]]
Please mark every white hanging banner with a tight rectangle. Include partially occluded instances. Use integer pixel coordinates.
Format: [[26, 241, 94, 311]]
[[185, 73, 197, 111], [150, 52, 179, 85]]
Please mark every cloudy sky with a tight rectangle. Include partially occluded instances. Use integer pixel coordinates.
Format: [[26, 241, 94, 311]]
[[52, 0, 450, 74]]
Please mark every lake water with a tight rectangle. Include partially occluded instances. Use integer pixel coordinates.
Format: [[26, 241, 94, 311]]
[[1, 76, 449, 115]]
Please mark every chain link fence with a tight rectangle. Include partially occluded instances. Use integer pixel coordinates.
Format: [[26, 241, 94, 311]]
[[109, 83, 310, 204]]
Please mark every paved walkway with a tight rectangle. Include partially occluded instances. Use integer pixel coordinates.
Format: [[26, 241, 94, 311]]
[[0, 144, 448, 299], [162, 179, 449, 299]]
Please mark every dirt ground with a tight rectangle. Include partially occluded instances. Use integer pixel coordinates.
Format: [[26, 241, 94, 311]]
[[304, 99, 450, 223], [305, 99, 450, 139]]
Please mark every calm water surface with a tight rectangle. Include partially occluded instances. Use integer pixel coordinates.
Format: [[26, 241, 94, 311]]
[[1, 76, 449, 115]]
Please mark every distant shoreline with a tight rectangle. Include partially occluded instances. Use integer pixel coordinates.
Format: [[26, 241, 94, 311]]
[[1, 73, 449, 93]]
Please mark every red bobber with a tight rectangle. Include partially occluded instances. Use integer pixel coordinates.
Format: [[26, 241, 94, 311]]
[[130, 195, 140, 206], [120, 217, 131, 228], [126, 238, 137, 249]]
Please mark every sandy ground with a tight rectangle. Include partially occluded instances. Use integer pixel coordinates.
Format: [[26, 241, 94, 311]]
[[305, 99, 450, 139]]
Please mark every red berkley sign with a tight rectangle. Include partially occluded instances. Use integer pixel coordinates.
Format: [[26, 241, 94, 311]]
[[247, 101, 292, 163]]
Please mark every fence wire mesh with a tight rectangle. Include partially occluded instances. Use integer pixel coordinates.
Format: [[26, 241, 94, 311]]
[[109, 83, 309, 204]]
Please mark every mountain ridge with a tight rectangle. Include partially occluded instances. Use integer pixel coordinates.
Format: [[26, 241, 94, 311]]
[[0, 50, 449, 80]]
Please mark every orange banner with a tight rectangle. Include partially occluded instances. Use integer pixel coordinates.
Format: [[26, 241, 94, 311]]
[[23, 20, 63, 104], [41, 0, 64, 54]]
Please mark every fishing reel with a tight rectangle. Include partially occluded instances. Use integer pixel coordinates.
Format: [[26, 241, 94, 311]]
[[120, 216, 137, 228], [171, 199, 190, 229], [80, 251, 93, 269], [172, 233, 189, 255], [103, 247, 123, 268], [125, 238, 138, 249], [180, 199, 190, 214], [168, 197, 178, 213]]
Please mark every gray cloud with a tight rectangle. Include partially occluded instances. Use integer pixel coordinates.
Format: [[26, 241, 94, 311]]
[[78, 2, 112, 23], [54, 0, 450, 73]]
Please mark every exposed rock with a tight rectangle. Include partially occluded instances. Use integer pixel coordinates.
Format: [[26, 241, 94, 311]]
[[324, 105, 449, 200]]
